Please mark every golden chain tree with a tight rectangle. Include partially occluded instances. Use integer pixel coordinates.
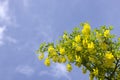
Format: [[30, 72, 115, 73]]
[[37, 22, 120, 80]]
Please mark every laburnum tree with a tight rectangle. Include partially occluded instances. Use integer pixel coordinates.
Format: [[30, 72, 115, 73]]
[[37, 22, 120, 80]]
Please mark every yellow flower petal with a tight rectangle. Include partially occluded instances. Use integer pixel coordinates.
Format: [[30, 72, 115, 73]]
[[75, 35, 81, 43], [60, 47, 65, 55], [82, 23, 91, 35], [44, 58, 50, 66], [66, 64, 72, 72], [38, 53, 44, 60], [104, 30, 110, 37]]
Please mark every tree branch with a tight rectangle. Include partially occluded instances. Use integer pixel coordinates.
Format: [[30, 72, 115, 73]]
[[109, 58, 119, 79]]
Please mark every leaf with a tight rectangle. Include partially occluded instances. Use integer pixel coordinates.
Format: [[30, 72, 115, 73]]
[[109, 26, 114, 30], [73, 27, 80, 32]]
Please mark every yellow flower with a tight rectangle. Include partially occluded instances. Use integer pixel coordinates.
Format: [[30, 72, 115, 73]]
[[105, 52, 114, 60], [52, 56, 58, 62], [75, 55, 82, 63], [93, 68, 98, 76], [104, 52, 114, 67], [38, 53, 44, 60], [100, 43, 107, 50], [75, 55, 82, 67], [66, 64, 72, 72], [63, 34, 68, 39], [76, 46, 82, 51], [44, 58, 50, 66], [72, 42, 77, 47], [82, 39, 88, 47], [75, 35, 81, 43], [67, 55, 74, 62], [60, 47, 65, 55], [52, 51, 57, 55], [61, 57, 66, 63], [89, 57, 95, 63], [48, 46, 54, 53], [82, 23, 91, 35], [104, 30, 110, 37], [96, 32, 102, 40], [58, 56, 66, 63], [88, 42, 94, 49]]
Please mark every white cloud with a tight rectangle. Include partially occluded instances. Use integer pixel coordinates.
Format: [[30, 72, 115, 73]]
[[0, 0, 11, 24], [0, 26, 6, 45], [52, 63, 67, 77], [51, 63, 71, 80], [15, 65, 35, 76], [39, 63, 71, 80], [0, 0, 17, 46]]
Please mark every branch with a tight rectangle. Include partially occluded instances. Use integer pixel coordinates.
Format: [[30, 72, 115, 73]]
[[109, 58, 119, 79]]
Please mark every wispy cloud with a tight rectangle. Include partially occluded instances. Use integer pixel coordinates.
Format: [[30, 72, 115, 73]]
[[39, 63, 71, 80], [0, 0, 11, 24], [51, 63, 71, 80], [15, 65, 35, 76], [0, 26, 6, 45], [0, 0, 17, 45]]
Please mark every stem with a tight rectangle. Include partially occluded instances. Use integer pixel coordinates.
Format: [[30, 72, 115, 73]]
[[109, 58, 119, 80]]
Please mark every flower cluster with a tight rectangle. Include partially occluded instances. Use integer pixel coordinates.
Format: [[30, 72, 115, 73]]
[[37, 22, 120, 80]]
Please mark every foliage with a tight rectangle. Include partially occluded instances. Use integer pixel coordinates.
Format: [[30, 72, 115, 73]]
[[37, 22, 120, 80]]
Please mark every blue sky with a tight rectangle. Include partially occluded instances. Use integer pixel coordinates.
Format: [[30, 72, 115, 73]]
[[0, 0, 120, 80]]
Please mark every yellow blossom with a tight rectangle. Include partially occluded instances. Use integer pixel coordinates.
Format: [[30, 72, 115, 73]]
[[44, 58, 50, 66], [67, 55, 74, 62], [93, 68, 98, 76], [52, 56, 58, 62], [82, 23, 91, 35], [72, 42, 77, 47], [96, 32, 102, 40], [104, 30, 110, 37], [88, 42, 94, 49], [100, 43, 107, 50], [82, 39, 88, 47], [48, 46, 54, 53], [75, 55, 82, 63], [76, 46, 82, 51], [66, 64, 72, 72], [52, 51, 57, 55], [89, 57, 95, 63], [60, 47, 65, 55], [38, 53, 44, 60], [58, 56, 66, 63], [63, 34, 68, 39], [104, 52, 114, 67], [75, 55, 82, 67], [61, 57, 66, 63], [75, 35, 81, 43], [105, 52, 114, 60]]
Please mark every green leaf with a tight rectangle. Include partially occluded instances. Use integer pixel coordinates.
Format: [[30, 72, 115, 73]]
[[73, 27, 80, 32], [109, 26, 114, 30]]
